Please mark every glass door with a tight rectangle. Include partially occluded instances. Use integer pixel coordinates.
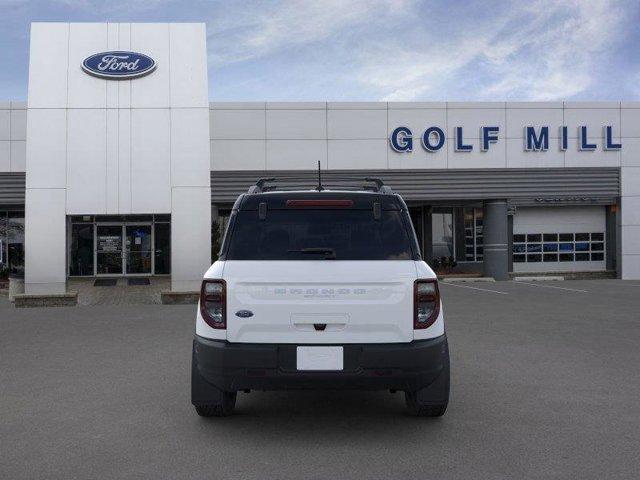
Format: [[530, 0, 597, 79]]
[[125, 225, 152, 275], [96, 225, 124, 275]]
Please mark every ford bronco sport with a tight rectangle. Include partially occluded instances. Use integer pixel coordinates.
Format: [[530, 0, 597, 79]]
[[192, 177, 450, 417]]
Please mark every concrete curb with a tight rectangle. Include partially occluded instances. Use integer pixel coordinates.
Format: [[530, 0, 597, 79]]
[[514, 276, 564, 282], [14, 291, 78, 308], [440, 277, 496, 283], [161, 291, 199, 305]]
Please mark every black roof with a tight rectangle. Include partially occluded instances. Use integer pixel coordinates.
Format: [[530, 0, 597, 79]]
[[234, 190, 407, 211]]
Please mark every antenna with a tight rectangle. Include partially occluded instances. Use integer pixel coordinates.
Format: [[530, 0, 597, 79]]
[[317, 160, 324, 191]]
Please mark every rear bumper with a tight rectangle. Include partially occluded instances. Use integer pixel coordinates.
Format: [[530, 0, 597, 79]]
[[193, 334, 449, 393]]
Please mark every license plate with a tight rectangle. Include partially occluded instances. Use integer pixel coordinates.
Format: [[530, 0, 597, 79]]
[[296, 346, 344, 371]]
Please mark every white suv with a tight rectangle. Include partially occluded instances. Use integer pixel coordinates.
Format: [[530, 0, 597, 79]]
[[191, 178, 449, 417]]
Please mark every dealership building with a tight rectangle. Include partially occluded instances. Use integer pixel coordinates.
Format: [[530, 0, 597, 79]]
[[1, 22, 640, 298]]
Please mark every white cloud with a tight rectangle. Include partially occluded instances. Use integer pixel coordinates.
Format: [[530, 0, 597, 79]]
[[208, 0, 414, 66], [358, 0, 627, 101]]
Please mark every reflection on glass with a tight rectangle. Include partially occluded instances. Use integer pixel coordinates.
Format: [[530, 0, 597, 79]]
[[126, 225, 152, 274], [432, 212, 454, 258], [70, 224, 94, 276], [97, 225, 123, 275]]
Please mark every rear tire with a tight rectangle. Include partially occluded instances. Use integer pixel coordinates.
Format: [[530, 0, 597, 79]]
[[404, 392, 447, 417], [194, 392, 237, 417]]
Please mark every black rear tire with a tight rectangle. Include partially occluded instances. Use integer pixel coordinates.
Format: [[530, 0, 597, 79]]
[[194, 391, 237, 417], [404, 392, 447, 417]]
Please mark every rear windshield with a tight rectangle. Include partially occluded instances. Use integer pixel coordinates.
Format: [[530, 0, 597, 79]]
[[225, 209, 415, 260]]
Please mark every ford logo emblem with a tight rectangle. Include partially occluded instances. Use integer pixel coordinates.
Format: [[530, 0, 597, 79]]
[[235, 310, 254, 318], [82, 51, 156, 80]]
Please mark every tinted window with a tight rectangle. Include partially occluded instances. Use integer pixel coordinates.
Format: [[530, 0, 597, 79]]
[[226, 210, 414, 260]]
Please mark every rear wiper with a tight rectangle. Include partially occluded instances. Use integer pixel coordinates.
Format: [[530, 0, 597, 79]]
[[287, 247, 336, 259]]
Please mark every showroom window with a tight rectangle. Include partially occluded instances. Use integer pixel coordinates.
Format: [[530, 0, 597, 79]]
[[0, 211, 25, 275], [513, 232, 605, 263], [463, 208, 484, 262]]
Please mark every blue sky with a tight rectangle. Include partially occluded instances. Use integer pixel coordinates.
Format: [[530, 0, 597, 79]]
[[1, 0, 639, 101]]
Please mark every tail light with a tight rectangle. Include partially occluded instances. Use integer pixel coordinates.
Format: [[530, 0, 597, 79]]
[[414, 279, 440, 329], [200, 279, 226, 329]]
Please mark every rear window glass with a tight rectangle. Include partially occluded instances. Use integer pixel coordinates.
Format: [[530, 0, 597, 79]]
[[225, 210, 414, 260]]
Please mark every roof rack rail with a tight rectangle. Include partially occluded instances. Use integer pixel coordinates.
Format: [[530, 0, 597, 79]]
[[246, 176, 393, 194]]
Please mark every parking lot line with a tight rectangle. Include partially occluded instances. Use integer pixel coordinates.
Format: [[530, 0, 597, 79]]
[[441, 282, 509, 295], [513, 281, 588, 293]]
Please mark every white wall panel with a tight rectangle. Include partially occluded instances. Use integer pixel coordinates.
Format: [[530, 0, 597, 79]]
[[11, 141, 26, 172], [564, 107, 620, 138], [130, 108, 171, 212], [66, 109, 107, 214], [506, 138, 565, 168], [210, 109, 265, 139], [118, 23, 132, 109], [118, 109, 132, 213], [564, 144, 620, 168], [211, 140, 265, 170], [28, 23, 68, 108], [621, 195, 640, 226], [506, 108, 563, 138], [387, 108, 447, 139], [0, 141, 9, 171], [105, 108, 119, 213], [106, 23, 119, 108], [131, 23, 170, 108], [171, 108, 210, 187], [621, 166, 640, 196], [266, 140, 327, 170], [169, 23, 208, 108], [10, 109, 27, 140], [446, 138, 506, 169], [328, 140, 387, 169], [327, 110, 386, 139], [621, 108, 640, 138], [621, 138, 640, 167], [621, 225, 640, 255], [266, 109, 326, 139], [171, 186, 211, 291], [388, 143, 445, 169], [0, 110, 9, 140], [447, 108, 506, 140], [24, 188, 66, 294], [67, 23, 108, 109], [25, 109, 67, 189]]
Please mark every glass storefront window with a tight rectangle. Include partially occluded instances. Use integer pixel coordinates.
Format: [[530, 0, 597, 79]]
[[69, 224, 94, 276], [8, 212, 25, 274], [154, 223, 171, 274], [462, 207, 483, 262], [432, 211, 454, 259], [68, 215, 172, 277]]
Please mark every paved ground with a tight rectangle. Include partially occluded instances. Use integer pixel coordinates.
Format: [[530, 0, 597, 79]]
[[68, 277, 170, 306], [1, 279, 639, 479]]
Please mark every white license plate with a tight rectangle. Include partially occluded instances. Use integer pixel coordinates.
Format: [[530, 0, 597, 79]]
[[296, 346, 344, 371]]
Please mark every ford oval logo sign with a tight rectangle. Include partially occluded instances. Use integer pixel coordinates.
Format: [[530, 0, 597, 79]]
[[82, 51, 156, 80], [235, 310, 254, 318]]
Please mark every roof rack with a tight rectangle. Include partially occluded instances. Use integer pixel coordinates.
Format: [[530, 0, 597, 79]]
[[247, 176, 393, 195]]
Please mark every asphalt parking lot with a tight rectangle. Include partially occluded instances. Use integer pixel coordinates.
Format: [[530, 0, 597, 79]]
[[1, 279, 639, 480]]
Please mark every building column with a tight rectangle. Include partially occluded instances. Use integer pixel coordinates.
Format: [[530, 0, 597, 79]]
[[24, 188, 67, 294], [483, 200, 509, 280]]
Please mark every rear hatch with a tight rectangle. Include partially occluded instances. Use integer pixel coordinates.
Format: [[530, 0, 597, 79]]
[[224, 261, 416, 343], [220, 192, 420, 344]]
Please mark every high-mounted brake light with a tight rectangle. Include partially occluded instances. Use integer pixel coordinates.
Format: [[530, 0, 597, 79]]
[[286, 199, 354, 208], [414, 279, 440, 329], [200, 279, 226, 329]]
